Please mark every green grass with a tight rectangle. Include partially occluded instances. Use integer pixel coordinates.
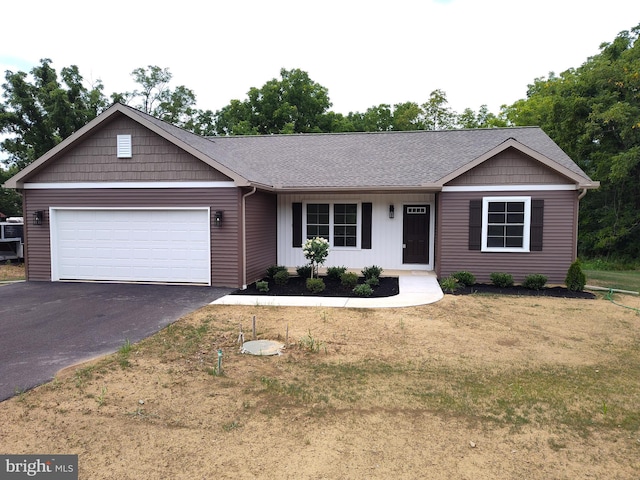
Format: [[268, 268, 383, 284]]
[[584, 269, 640, 293]]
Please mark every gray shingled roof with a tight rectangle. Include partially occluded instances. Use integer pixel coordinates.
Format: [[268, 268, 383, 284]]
[[130, 106, 593, 189]]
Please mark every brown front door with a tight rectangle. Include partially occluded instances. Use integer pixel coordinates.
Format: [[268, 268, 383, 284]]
[[403, 205, 429, 264]]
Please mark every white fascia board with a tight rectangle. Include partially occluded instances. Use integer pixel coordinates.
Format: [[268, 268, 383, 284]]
[[441, 184, 577, 192], [24, 181, 237, 189]]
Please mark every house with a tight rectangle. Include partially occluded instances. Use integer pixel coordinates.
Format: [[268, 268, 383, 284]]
[[4, 103, 599, 288]]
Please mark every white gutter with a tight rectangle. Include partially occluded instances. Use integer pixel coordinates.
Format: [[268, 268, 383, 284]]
[[578, 187, 588, 200], [241, 187, 257, 288]]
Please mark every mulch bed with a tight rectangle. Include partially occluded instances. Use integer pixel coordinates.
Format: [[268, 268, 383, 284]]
[[232, 276, 400, 298], [450, 284, 596, 299]]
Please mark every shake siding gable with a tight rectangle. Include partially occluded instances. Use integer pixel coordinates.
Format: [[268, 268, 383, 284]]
[[438, 190, 577, 284], [27, 115, 231, 183]]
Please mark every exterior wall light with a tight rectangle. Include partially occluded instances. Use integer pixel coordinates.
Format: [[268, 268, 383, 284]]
[[214, 210, 224, 227], [389, 205, 395, 219], [33, 210, 44, 225]]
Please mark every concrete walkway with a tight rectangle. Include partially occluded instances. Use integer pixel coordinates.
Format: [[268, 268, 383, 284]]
[[211, 271, 443, 308]]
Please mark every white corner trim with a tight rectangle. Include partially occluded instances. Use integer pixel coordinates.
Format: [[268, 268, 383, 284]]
[[441, 184, 576, 192], [24, 181, 237, 189]]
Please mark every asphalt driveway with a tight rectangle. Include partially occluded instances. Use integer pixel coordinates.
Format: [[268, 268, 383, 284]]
[[0, 282, 232, 402]]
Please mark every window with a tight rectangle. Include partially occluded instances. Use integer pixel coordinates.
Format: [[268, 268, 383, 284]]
[[333, 203, 357, 247], [306, 204, 329, 239], [482, 197, 531, 252], [306, 203, 358, 247]]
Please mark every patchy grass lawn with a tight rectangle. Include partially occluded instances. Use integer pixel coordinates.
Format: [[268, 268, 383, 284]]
[[1, 293, 639, 479], [0, 262, 25, 282], [585, 268, 640, 293]]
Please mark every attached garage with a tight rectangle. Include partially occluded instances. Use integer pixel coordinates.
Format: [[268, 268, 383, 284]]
[[50, 208, 211, 285]]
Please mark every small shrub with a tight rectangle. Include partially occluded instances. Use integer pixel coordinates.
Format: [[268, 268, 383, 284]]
[[256, 280, 269, 292], [353, 284, 373, 296], [340, 272, 359, 289], [274, 269, 290, 286], [565, 260, 586, 291], [490, 272, 514, 288], [365, 276, 380, 287], [451, 271, 476, 287], [439, 276, 459, 293], [306, 277, 326, 293], [296, 265, 313, 278], [523, 273, 547, 290], [326, 266, 347, 281], [362, 265, 383, 280], [266, 265, 287, 279]]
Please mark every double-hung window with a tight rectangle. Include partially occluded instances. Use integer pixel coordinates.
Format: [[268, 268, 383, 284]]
[[482, 197, 531, 252], [306, 203, 358, 247]]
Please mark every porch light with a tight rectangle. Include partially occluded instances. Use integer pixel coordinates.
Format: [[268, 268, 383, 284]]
[[389, 205, 395, 219], [33, 210, 44, 225], [214, 210, 224, 227]]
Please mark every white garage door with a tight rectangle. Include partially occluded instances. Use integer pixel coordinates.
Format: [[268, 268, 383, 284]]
[[51, 208, 211, 284]]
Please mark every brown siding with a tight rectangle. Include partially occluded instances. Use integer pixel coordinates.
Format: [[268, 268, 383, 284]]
[[22, 188, 243, 288], [28, 116, 231, 183], [437, 189, 578, 284], [447, 148, 570, 186], [244, 191, 277, 285]]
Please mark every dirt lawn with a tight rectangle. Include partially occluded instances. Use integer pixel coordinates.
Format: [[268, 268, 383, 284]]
[[1, 292, 639, 479]]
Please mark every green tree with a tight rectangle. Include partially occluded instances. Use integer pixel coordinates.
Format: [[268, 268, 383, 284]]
[[506, 24, 640, 259], [422, 89, 456, 130], [213, 68, 332, 135], [113, 65, 215, 134], [0, 58, 108, 170]]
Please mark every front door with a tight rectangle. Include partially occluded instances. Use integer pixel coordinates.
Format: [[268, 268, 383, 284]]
[[403, 205, 429, 264]]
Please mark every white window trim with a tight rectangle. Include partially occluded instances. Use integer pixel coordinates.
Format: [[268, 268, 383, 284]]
[[481, 196, 531, 253], [303, 201, 361, 249]]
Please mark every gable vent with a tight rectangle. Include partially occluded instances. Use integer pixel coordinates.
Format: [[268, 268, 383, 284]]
[[117, 134, 132, 158]]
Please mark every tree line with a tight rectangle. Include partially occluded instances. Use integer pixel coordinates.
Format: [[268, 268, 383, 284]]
[[1, 23, 639, 261]]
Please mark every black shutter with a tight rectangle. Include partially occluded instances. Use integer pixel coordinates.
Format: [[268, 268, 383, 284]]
[[530, 199, 544, 251], [361, 202, 372, 249], [292, 202, 302, 247], [469, 200, 482, 250]]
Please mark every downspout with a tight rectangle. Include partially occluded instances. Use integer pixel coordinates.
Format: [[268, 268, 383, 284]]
[[574, 188, 588, 260], [578, 188, 588, 200], [241, 186, 257, 289]]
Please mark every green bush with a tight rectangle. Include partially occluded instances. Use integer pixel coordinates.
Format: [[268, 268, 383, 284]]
[[565, 260, 586, 291], [365, 276, 380, 287], [256, 281, 269, 292], [490, 272, 514, 288], [306, 277, 326, 293], [362, 265, 383, 280], [296, 265, 313, 278], [523, 273, 548, 290], [451, 271, 476, 287], [326, 266, 347, 281], [439, 276, 459, 293], [353, 284, 373, 297], [266, 265, 287, 279], [274, 269, 290, 286], [340, 272, 359, 289]]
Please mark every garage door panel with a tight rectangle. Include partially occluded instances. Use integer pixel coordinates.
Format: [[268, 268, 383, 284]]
[[52, 209, 211, 284]]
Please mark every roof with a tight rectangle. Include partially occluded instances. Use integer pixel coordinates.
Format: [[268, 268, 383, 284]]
[[4, 103, 599, 191]]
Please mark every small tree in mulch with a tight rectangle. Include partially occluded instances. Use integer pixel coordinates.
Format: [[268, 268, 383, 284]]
[[302, 237, 329, 278], [565, 260, 586, 291]]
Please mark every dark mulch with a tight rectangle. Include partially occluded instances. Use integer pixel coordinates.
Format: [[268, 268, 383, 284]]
[[232, 276, 400, 298], [450, 284, 596, 299]]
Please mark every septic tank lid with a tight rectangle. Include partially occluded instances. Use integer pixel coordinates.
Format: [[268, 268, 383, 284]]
[[241, 340, 285, 356]]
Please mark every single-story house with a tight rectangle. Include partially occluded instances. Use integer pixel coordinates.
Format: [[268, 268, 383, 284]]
[[4, 103, 599, 288]]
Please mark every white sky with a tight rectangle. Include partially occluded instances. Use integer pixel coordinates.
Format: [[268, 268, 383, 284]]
[[1, 0, 640, 116]]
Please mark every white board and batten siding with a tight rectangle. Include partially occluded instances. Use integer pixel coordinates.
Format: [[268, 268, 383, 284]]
[[50, 208, 211, 284], [277, 193, 435, 271]]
